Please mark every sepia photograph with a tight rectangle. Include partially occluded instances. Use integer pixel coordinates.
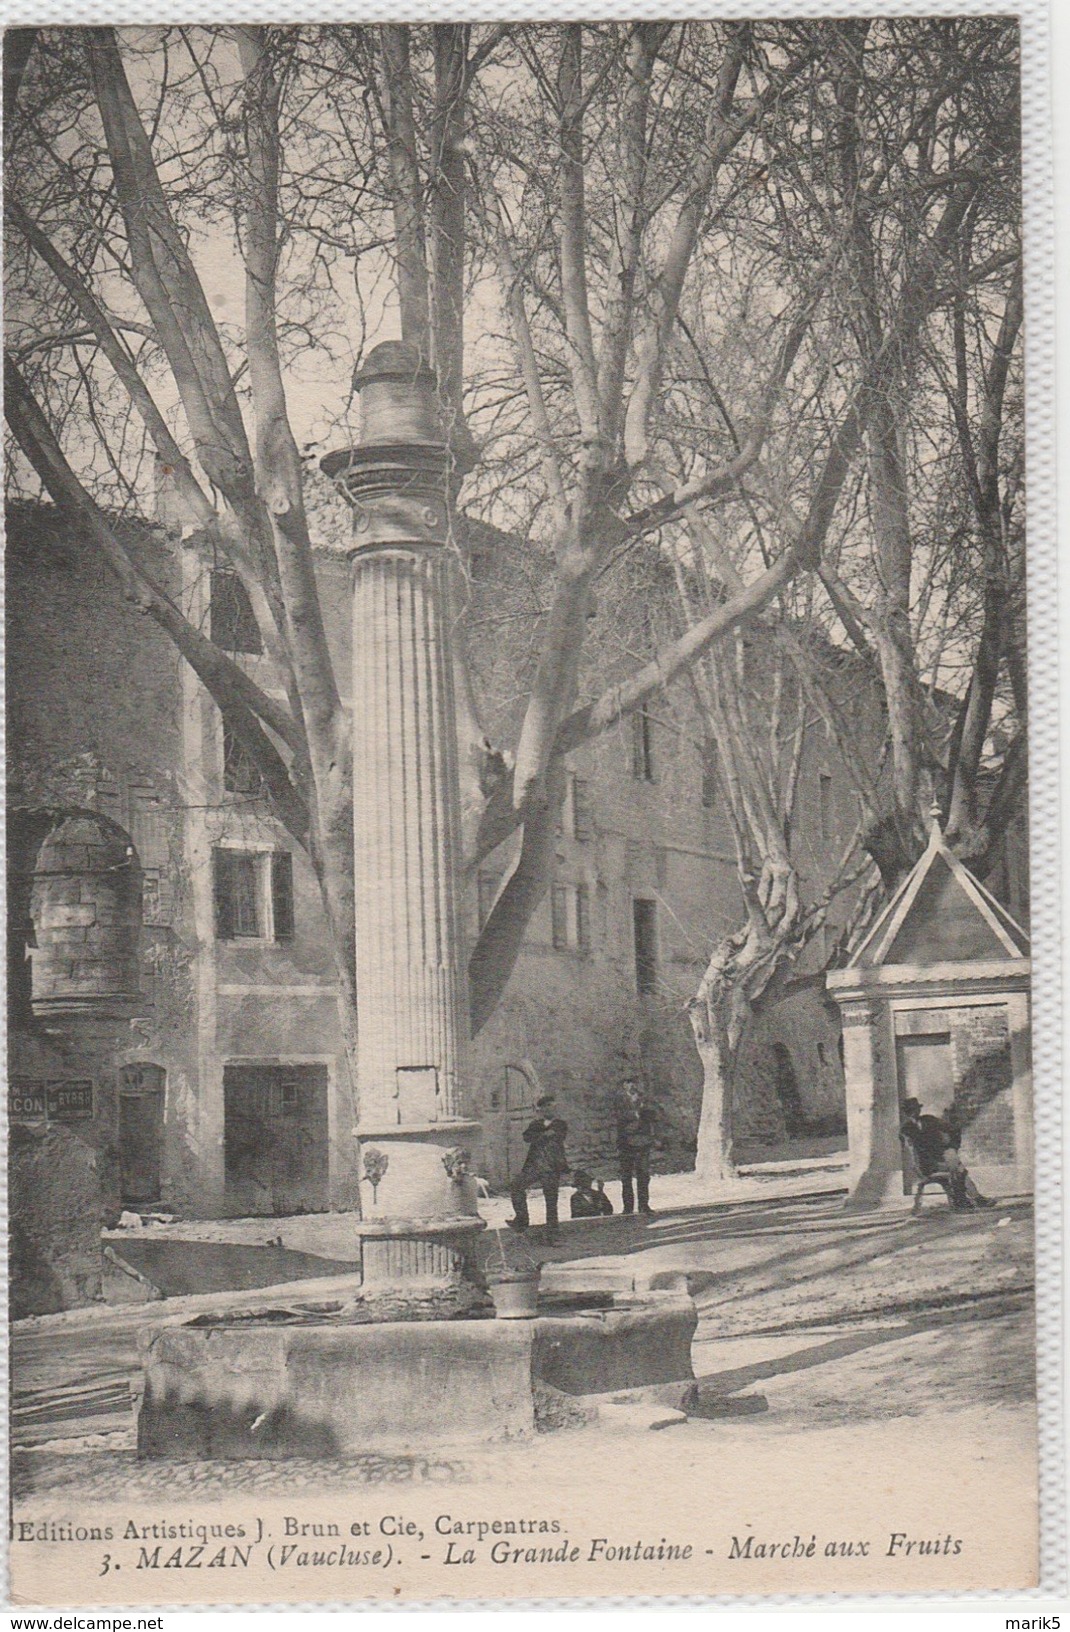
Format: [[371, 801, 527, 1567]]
[[2, 10, 1057, 1607]]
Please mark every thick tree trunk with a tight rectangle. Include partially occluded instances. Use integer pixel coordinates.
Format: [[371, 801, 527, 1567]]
[[691, 1012, 738, 1185], [688, 934, 757, 1186]]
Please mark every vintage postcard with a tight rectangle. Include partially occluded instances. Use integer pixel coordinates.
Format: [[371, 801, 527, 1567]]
[[3, 4, 1063, 1610]]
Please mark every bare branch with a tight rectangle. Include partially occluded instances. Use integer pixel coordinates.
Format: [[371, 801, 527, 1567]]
[[86, 29, 257, 508], [237, 27, 345, 767], [5, 355, 308, 837], [378, 25, 431, 353], [556, 25, 603, 454]]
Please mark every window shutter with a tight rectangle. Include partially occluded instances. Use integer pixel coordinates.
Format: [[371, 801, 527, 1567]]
[[632, 709, 654, 781], [271, 851, 295, 941], [213, 849, 236, 940], [551, 884, 569, 950], [631, 711, 646, 779], [572, 777, 592, 840], [576, 883, 591, 951], [633, 898, 658, 995]]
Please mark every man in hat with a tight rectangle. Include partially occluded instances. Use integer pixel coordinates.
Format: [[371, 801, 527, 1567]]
[[616, 1079, 657, 1215], [507, 1093, 569, 1243], [899, 1097, 994, 1212]]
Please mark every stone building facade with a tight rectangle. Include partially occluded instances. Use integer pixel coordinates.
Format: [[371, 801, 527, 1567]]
[[7, 500, 897, 1306]]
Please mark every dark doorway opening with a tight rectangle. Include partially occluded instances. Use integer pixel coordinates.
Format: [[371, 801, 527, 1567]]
[[223, 1063, 329, 1217], [119, 1063, 165, 1206], [633, 898, 658, 996], [771, 1042, 806, 1137]]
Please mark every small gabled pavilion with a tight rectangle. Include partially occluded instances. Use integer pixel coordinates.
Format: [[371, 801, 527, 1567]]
[[826, 816, 1032, 1211]]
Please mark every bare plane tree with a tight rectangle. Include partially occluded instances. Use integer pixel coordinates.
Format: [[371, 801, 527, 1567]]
[[4, 21, 1023, 1183]]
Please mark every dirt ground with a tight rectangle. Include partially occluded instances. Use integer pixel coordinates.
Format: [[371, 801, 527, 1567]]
[[11, 1195, 1036, 1499]]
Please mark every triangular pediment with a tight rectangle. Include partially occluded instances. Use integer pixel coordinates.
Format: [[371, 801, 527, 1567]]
[[850, 826, 1029, 969]]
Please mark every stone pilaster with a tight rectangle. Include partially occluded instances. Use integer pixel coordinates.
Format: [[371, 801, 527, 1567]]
[[840, 997, 904, 1211], [323, 343, 483, 1288], [1007, 989, 1033, 1193]]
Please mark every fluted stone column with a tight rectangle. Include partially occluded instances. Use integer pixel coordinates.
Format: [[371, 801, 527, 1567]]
[[323, 343, 483, 1289]]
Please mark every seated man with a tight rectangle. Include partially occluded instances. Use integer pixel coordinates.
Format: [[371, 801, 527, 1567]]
[[570, 1170, 614, 1219], [899, 1097, 994, 1212]]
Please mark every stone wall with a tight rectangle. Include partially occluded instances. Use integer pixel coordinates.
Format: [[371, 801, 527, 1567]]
[[949, 1004, 1016, 1164], [734, 981, 848, 1152], [471, 955, 703, 1184], [9, 1123, 105, 1317]]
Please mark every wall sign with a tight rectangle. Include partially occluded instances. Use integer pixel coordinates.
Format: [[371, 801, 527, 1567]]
[[8, 1080, 94, 1122], [8, 1082, 47, 1120], [47, 1081, 94, 1121]]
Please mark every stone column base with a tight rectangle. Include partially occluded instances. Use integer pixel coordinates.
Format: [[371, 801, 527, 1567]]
[[357, 1217, 486, 1291]]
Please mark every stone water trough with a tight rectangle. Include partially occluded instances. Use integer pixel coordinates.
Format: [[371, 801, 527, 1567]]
[[136, 1289, 697, 1458]]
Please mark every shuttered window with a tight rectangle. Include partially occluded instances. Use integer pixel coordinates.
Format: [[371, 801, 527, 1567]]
[[633, 898, 658, 995], [213, 849, 294, 941], [632, 708, 655, 781], [213, 850, 259, 939]]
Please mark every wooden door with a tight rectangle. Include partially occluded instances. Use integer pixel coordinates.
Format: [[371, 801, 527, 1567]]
[[119, 1064, 165, 1206], [504, 1064, 535, 1182]]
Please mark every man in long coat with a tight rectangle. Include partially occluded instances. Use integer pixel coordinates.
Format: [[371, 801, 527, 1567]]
[[616, 1080, 657, 1215], [507, 1093, 569, 1244]]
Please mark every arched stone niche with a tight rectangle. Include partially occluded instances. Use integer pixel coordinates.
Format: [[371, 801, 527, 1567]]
[[29, 810, 143, 1023]]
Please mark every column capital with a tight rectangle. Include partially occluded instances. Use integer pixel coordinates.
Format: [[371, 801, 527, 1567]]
[[840, 998, 877, 1028], [320, 341, 476, 555]]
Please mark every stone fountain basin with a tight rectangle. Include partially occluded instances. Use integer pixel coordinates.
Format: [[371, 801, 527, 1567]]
[[135, 1290, 697, 1459]]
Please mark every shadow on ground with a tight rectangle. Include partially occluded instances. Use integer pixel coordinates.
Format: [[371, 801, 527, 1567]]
[[107, 1238, 360, 1297]]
